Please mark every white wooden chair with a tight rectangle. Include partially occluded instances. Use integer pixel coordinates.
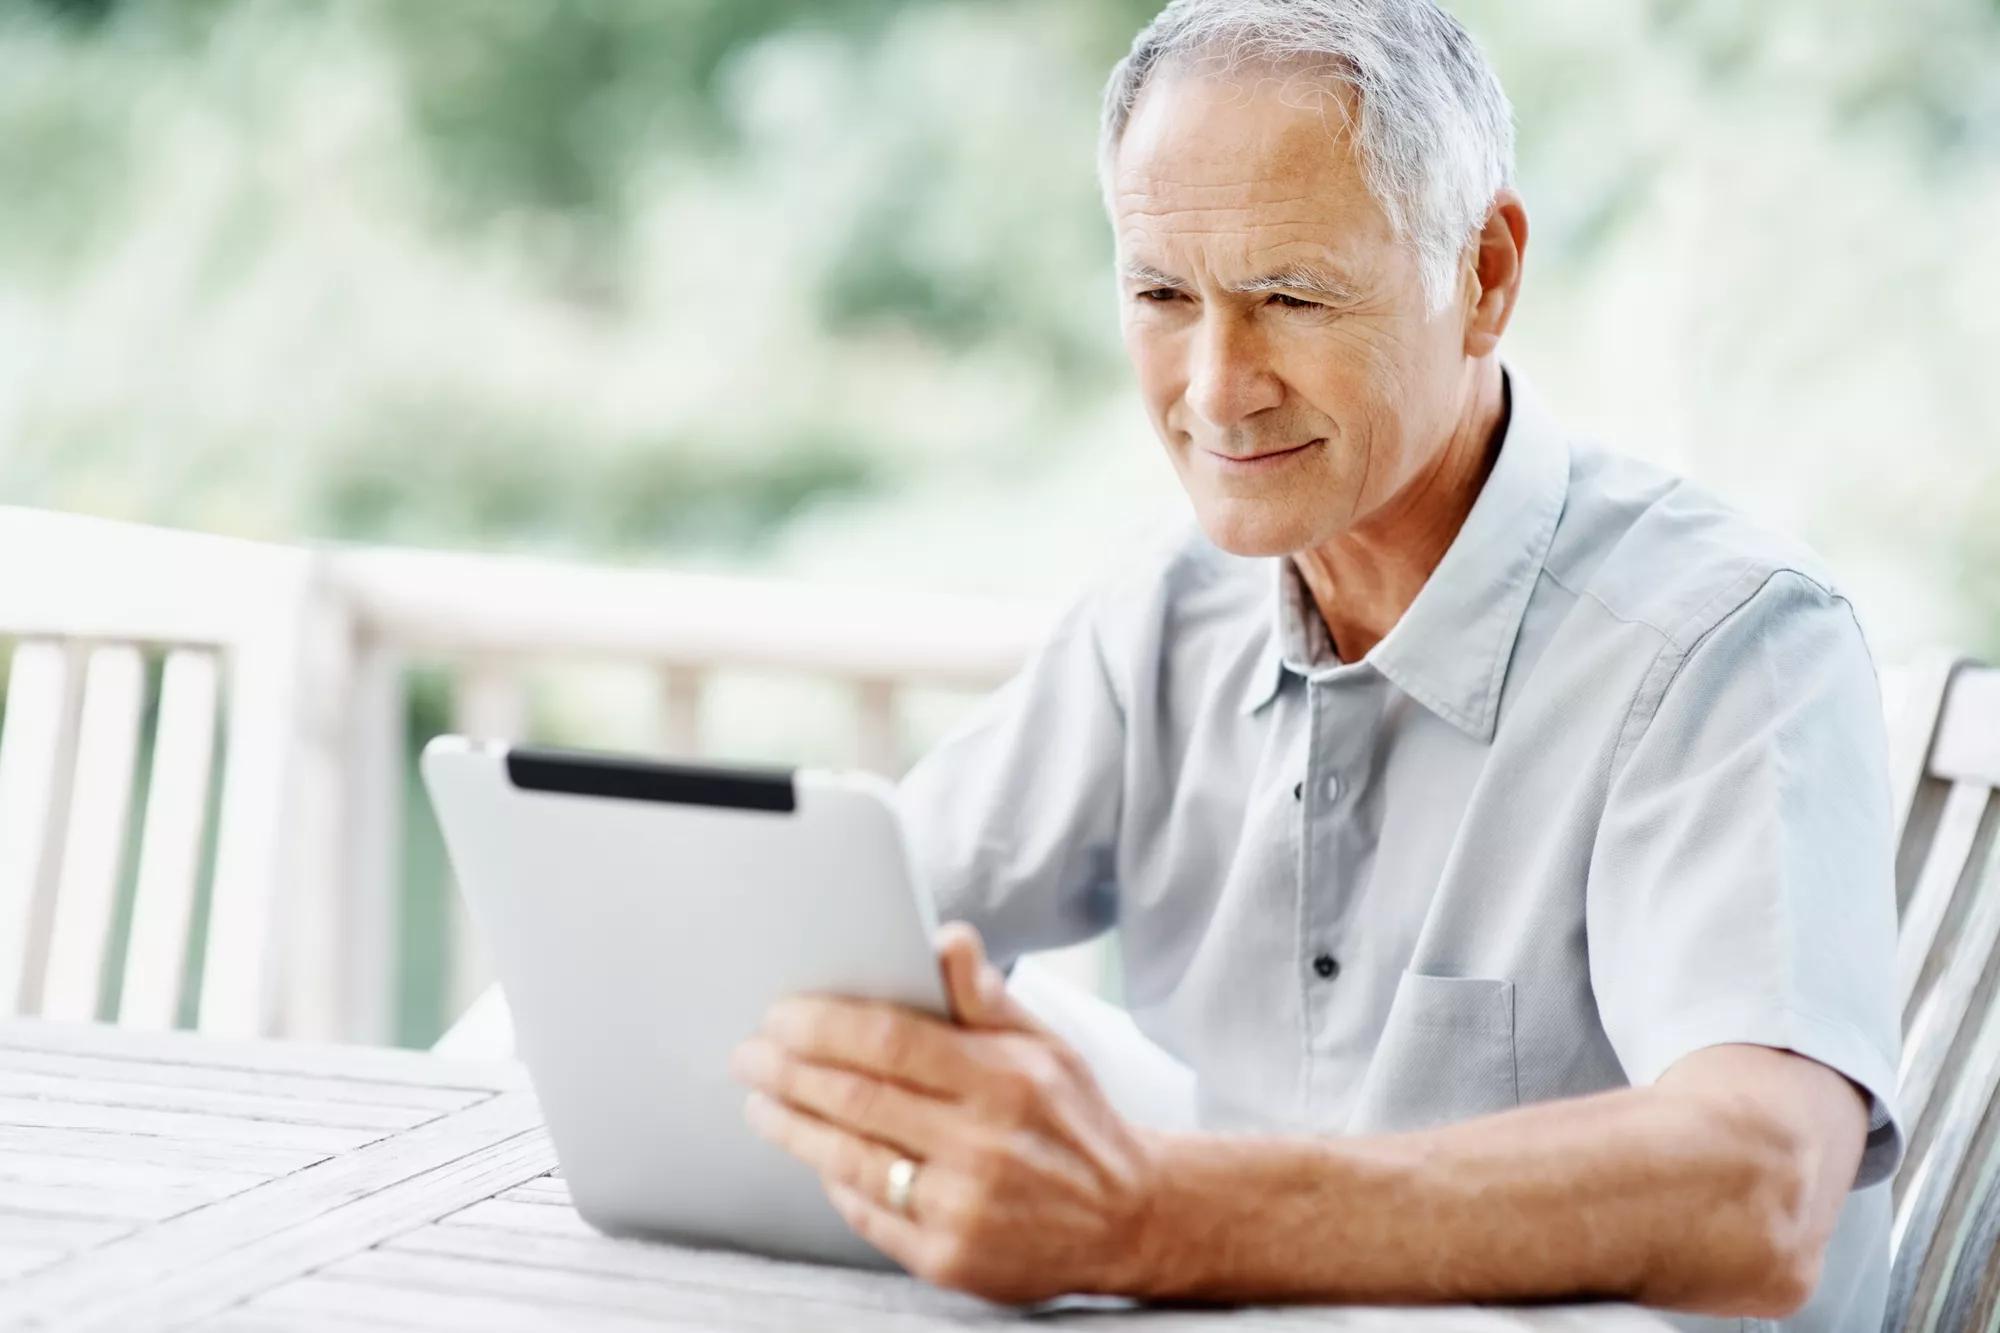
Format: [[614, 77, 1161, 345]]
[[1882, 657, 2000, 1329], [0, 507, 321, 1038]]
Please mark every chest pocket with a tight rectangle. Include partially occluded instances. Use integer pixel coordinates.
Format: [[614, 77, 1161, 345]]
[[1347, 972, 1521, 1133]]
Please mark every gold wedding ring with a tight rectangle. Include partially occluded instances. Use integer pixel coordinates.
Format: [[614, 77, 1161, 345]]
[[885, 1155, 918, 1216]]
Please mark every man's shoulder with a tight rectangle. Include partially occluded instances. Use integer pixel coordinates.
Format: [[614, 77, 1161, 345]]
[[1544, 438, 1851, 656]]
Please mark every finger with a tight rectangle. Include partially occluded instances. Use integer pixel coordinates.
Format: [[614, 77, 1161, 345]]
[[730, 1035, 952, 1158], [935, 922, 1046, 1035], [761, 996, 982, 1096], [744, 1090, 941, 1219], [825, 1180, 931, 1274]]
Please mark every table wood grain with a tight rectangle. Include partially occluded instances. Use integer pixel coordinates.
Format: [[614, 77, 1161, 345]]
[[0, 1020, 1675, 1332]]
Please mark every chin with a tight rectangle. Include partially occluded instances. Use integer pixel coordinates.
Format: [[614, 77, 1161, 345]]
[[1190, 497, 1320, 558]]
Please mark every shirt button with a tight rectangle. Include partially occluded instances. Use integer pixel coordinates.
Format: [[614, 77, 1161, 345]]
[[1313, 953, 1339, 979], [1322, 775, 1341, 803]]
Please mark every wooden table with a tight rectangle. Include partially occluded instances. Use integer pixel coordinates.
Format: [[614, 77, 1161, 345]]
[[0, 1020, 1675, 1332]]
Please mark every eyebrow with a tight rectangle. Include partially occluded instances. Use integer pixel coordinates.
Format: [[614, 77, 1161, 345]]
[[1121, 261, 1363, 306]]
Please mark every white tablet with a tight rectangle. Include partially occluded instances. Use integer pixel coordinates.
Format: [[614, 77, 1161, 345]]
[[420, 736, 949, 1270]]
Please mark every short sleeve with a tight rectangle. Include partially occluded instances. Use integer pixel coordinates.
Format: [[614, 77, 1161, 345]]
[[893, 588, 1126, 971], [1587, 569, 1905, 1189]]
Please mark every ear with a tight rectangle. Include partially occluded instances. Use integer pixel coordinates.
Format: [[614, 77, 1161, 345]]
[[1463, 188, 1528, 358]]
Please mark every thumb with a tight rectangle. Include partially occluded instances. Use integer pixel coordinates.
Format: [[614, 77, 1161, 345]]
[[935, 922, 1045, 1033]]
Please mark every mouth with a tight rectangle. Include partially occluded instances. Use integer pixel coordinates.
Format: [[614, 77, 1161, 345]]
[[1202, 438, 1325, 471]]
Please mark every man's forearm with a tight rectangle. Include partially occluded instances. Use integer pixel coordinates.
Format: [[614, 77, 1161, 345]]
[[1122, 1055, 1858, 1318]]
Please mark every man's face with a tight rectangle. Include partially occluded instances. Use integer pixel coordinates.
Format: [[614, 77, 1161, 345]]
[[1111, 67, 1472, 557]]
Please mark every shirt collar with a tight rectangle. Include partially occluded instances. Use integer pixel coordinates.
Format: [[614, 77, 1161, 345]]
[[1237, 367, 1571, 741]]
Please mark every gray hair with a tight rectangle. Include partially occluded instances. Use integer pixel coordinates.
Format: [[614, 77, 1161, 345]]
[[1100, 0, 1516, 313]]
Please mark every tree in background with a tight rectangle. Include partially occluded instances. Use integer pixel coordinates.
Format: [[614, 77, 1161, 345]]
[[1, 0, 1995, 650]]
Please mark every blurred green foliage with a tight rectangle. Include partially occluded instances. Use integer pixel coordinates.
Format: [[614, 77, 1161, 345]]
[[1, 0, 1996, 624]]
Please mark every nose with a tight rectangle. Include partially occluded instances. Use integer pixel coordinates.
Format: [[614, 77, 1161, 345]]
[[1183, 310, 1284, 431]]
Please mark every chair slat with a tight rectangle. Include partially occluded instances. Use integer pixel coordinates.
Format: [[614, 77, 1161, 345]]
[[0, 641, 86, 1015], [1890, 656, 1970, 909], [40, 646, 147, 1020], [118, 650, 221, 1030], [1933, 1108, 2000, 1333], [1, 512, 323, 1041], [1888, 943, 2000, 1329], [329, 644, 405, 1046], [198, 617, 312, 1038], [1883, 658, 2000, 1333], [1932, 668, 2000, 788], [1897, 782, 2000, 1021], [1898, 815, 2000, 1163]]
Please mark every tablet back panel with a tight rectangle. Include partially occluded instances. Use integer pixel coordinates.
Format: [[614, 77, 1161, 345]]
[[421, 738, 946, 1269]]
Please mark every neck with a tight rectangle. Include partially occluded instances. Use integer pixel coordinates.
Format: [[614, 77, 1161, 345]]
[[1292, 360, 1508, 664]]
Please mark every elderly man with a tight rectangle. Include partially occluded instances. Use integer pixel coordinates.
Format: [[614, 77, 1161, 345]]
[[726, 2, 1903, 1328]]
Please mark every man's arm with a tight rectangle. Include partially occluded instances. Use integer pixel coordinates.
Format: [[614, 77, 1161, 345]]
[[892, 581, 1129, 968], [1130, 1042, 1868, 1318], [732, 925, 1868, 1318]]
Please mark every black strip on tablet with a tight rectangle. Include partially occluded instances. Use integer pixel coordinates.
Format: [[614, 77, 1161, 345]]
[[506, 746, 797, 813]]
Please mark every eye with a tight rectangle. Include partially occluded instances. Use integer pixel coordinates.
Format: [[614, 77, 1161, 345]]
[[1268, 292, 1322, 310], [1134, 287, 1181, 303]]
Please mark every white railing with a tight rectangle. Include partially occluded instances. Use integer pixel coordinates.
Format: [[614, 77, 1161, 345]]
[[315, 542, 1064, 1043], [0, 507, 1083, 1046]]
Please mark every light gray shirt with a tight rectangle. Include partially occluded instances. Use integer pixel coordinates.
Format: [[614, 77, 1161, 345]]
[[895, 370, 1904, 1333]]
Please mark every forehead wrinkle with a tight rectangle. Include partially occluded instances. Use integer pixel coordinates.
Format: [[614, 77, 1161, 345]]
[[1115, 203, 1338, 227], [1116, 176, 1319, 199], [1119, 225, 1351, 254], [1116, 199, 1352, 232], [1114, 179, 1376, 230], [1115, 129, 1361, 199], [1112, 182, 1344, 213], [1119, 228, 1343, 249]]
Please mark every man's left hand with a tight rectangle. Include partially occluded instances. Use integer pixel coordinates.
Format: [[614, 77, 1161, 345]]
[[727, 922, 1161, 1303]]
